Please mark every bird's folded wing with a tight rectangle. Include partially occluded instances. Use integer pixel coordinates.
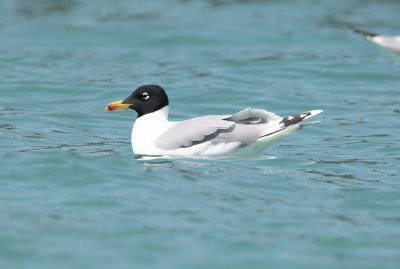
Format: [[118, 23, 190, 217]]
[[224, 108, 280, 124], [155, 116, 235, 149]]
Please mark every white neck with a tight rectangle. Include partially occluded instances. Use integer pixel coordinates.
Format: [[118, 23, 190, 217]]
[[131, 106, 172, 154], [141, 105, 169, 122]]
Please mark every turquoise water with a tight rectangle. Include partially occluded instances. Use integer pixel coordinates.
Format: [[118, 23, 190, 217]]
[[1, 0, 400, 268]]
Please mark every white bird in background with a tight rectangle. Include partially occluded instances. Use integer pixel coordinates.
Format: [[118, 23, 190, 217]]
[[351, 26, 400, 53], [105, 85, 323, 157]]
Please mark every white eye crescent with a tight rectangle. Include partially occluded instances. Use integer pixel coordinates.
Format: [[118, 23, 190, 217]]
[[142, 92, 149, 100]]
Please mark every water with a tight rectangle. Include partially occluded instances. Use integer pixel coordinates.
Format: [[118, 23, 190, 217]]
[[1, 0, 400, 268]]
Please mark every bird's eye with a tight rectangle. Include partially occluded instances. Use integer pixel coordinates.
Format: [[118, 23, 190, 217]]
[[142, 92, 149, 100]]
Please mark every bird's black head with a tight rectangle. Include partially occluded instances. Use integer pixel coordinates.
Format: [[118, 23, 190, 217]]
[[105, 85, 169, 117]]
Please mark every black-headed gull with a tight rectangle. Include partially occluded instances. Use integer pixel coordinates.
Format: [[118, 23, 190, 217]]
[[105, 85, 323, 156]]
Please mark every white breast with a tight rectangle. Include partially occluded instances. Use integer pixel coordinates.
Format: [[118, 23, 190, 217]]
[[131, 106, 175, 155]]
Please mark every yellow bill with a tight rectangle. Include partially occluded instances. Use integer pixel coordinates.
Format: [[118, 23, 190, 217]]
[[104, 100, 131, 112]]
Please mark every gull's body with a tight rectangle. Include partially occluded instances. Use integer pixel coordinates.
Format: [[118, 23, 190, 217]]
[[351, 26, 400, 53], [105, 85, 323, 157]]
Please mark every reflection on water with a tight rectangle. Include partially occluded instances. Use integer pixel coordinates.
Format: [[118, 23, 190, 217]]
[[15, 0, 77, 18]]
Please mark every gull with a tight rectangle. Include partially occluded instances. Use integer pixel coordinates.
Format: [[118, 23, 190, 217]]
[[105, 85, 323, 156], [351, 26, 400, 53]]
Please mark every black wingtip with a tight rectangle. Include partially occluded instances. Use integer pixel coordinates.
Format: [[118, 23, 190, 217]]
[[279, 112, 311, 127], [348, 25, 378, 38]]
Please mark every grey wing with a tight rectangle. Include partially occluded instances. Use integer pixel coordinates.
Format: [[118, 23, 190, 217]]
[[215, 108, 281, 143], [221, 108, 323, 141], [224, 108, 280, 124], [155, 109, 284, 150], [155, 116, 235, 150]]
